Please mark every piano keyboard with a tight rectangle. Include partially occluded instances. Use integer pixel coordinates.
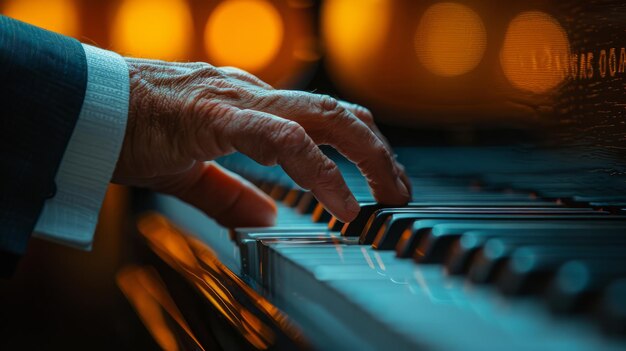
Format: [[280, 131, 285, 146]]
[[152, 147, 626, 350]]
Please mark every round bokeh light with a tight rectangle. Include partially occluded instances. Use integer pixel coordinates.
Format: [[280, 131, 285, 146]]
[[204, 0, 284, 72], [500, 11, 570, 93], [415, 2, 487, 77], [111, 0, 193, 60]]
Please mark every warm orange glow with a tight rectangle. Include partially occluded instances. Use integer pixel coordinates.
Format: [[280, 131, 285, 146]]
[[321, 0, 391, 67], [204, 0, 284, 72], [111, 0, 192, 60], [415, 2, 486, 77], [500, 11, 570, 93], [137, 214, 312, 348], [117, 266, 180, 351], [2, 0, 79, 37]]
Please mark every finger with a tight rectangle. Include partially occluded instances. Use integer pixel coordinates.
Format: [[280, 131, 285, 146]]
[[338, 101, 389, 148], [249, 91, 411, 205], [395, 161, 412, 196], [339, 101, 412, 195], [217, 108, 360, 222], [219, 66, 274, 90], [153, 162, 277, 228]]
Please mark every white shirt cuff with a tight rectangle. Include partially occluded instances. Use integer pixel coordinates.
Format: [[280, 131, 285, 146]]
[[34, 44, 129, 249]]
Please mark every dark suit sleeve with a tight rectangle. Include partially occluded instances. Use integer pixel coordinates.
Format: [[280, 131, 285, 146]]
[[0, 16, 88, 275]]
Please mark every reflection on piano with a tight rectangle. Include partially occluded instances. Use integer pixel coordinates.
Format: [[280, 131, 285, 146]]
[[140, 146, 626, 350], [122, 1, 626, 350]]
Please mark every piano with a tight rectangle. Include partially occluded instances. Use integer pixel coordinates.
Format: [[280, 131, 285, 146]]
[[122, 1, 626, 350]]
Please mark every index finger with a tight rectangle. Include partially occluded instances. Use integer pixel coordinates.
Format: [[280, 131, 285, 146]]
[[339, 100, 412, 195], [255, 91, 411, 205], [212, 107, 361, 222]]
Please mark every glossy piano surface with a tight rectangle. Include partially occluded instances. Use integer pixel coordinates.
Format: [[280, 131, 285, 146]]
[[148, 146, 626, 351]]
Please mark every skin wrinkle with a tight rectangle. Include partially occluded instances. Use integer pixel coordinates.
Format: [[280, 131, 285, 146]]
[[276, 122, 313, 169], [188, 100, 224, 159], [112, 58, 410, 226], [252, 90, 286, 112], [235, 111, 281, 166], [274, 121, 308, 157], [220, 66, 273, 89], [311, 157, 342, 191]]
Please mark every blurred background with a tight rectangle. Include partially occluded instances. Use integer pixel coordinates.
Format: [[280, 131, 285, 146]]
[[0, 0, 586, 128], [1, 0, 622, 349]]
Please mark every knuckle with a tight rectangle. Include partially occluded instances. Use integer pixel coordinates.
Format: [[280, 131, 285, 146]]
[[221, 66, 248, 78], [355, 104, 374, 123], [318, 94, 340, 112], [274, 121, 308, 151], [316, 94, 357, 127], [192, 63, 223, 78], [318, 94, 338, 110]]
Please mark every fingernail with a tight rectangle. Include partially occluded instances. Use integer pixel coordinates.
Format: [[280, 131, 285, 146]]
[[395, 177, 410, 199]]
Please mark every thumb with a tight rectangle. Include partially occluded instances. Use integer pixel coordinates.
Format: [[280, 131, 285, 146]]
[[159, 162, 277, 228]]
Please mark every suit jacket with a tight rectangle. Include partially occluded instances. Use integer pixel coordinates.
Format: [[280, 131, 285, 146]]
[[0, 16, 88, 276]]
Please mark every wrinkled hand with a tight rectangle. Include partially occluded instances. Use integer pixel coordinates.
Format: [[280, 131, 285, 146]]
[[113, 58, 411, 228]]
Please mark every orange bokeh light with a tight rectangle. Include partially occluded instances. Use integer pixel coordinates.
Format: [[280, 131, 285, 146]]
[[500, 11, 570, 93], [415, 2, 487, 77], [321, 0, 391, 68], [204, 0, 284, 72], [2, 0, 79, 37], [110, 0, 193, 60]]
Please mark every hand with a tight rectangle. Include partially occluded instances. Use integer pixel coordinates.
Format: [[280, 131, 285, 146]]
[[113, 58, 411, 228]]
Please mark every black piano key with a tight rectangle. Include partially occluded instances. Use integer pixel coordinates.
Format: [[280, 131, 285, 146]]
[[296, 192, 318, 214], [283, 188, 305, 207], [468, 238, 521, 284], [368, 208, 608, 248], [415, 221, 625, 263], [445, 225, 626, 275], [361, 209, 490, 246], [445, 230, 490, 275], [498, 246, 626, 296], [415, 225, 543, 263], [396, 214, 617, 259], [340, 199, 564, 238], [259, 180, 275, 194], [360, 209, 418, 244], [269, 184, 290, 201], [468, 232, 626, 285], [341, 203, 382, 236], [372, 215, 431, 250], [371, 210, 583, 251], [311, 204, 332, 223], [327, 216, 345, 231], [361, 209, 495, 245], [547, 259, 626, 314]]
